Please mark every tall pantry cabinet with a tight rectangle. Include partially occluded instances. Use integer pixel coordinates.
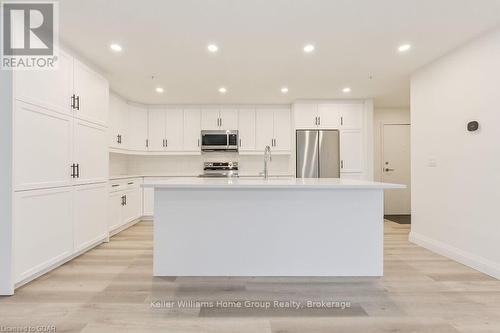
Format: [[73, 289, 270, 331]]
[[12, 49, 109, 285]]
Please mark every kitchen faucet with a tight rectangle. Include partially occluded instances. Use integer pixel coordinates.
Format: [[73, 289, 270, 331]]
[[263, 145, 272, 179]]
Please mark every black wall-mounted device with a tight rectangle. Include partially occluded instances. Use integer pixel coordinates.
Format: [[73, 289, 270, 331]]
[[467, 121, 479, 132]]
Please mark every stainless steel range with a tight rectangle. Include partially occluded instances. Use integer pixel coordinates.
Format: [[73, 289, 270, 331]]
[[199, 162, 239, 178]]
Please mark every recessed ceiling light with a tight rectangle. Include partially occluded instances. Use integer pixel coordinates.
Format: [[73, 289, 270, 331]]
[[109, 43, 122, 52], [303, 44, 315, 53], [207, 44, 219, 53], [342, 87, 352, 93], [218, 87, 227, 94], [281, 87, 289, 94], [155, 87, 164, 93], [398, 44, 412, 53]]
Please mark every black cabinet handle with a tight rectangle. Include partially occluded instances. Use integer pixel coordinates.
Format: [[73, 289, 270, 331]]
[[70, 164, 75, 178], [121, 195, 125, 206], [146, 139, 149, 148], [71, 94, 76, 109], [76, 164, 80, 178], [112, 184, 120, 187], [75, 96, 80, 110], [165, 139, 168, 147], [127, 182, 134, 185], [124, 195, 127, 205]]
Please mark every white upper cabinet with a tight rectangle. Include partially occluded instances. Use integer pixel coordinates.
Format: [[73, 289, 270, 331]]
[[238, 109, 256, 151], [201, 109, 238, 130], [127, 104, 149, 152], [147, 109, 166, 152], [294, 102, 364, 130], [317, 104, 342, 129], [14, 101, 73, 191], [183, 109, 201, 152], [219, 109, 238, 130], [73, 59, 109, 126], [201, 109, 220, 130], [340, 129, 363, 173], [256, 108, 291, 152], [109, 94, 129, 149], [338, 103, 364, 129], [294, 103, 318, 129], [255, 109, 274, 150], [14, 50, 73, 116], [273, 108, 291, 152], [165, 109, 184, 151]]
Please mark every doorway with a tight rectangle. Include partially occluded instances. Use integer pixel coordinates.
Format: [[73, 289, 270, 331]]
[[382, 124, 411, 222]]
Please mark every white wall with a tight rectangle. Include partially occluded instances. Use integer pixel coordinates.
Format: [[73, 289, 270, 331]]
[[410, 28, 500, 279], [111, 153, 294, 177], [0, 71, 14, 294], [373, 108, 410, 182]]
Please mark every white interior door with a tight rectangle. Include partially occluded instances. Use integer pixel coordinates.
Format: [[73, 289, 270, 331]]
[[147, 109, 166, 151], [382, 124, 411, 215]]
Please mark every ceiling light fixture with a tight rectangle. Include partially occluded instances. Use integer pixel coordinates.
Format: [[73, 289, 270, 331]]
[[342, 87, 352, 93], [207, 44, 219, 53], [109, 43, 122, 52], [398, 44, 412, 53], [218, 87, 227, 94], [155, 87, 164, 93], [281, 87, 289, 94], [303, 44, 315, 53]]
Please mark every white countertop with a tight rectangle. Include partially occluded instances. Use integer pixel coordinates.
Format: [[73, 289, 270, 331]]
[[142, 177, 404, 189]]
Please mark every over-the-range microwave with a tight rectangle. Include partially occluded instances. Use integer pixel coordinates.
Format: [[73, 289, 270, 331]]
[[201, 130, 239, 152]]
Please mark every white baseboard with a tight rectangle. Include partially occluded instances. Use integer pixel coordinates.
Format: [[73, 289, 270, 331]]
[[109, 218, 143, 237], [409, 231, 500, 280]]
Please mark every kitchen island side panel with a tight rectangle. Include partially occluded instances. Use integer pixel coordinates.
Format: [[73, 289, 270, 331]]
[[154, 188, 383, 276]]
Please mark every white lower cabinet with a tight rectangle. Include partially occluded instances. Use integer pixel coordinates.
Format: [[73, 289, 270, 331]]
[[143, 187, 154, 216], [108, 178, 143, 233], [14, 187, 74, 283], [14, 183, 107, 284], [74, 183, 108, 252]]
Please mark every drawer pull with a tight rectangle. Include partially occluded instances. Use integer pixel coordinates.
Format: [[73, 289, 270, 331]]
[[111, 184, 120, 187], [127, 182, 134, 185]]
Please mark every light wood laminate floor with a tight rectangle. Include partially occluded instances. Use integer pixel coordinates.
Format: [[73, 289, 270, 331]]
[[1, 221, 499, 333]]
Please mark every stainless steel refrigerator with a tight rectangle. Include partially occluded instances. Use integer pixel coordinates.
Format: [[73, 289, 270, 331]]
[[296, 130, 340, 178]]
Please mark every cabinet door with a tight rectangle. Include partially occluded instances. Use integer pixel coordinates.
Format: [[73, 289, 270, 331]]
[[109, 94, 128, 149], [201, 109, 220, 130], [143, 187, 154, 216], [273, 108, 291, 152], [255, 109, 274, 151], [14, 187, 73, 283], [74, 183, 107, 252], [14, 50, 73, 116], [339, 103, 364, 129], [74, 119, 108, 184], [238, 109, 256, 151], [73, 59, 109, 126], [108, 191, 124, 232], [183, 109, 201, 152], [294, 103, 317, 129], [147, 109, 166, 152], [14, 101, 73, 191], [340, 130, 363, 173], [220, 109, 238, 130], [317, 104, 341, 129], [165, 109, 184, 151], [128, 104, 149, 151], [123, 188, 142, 224]]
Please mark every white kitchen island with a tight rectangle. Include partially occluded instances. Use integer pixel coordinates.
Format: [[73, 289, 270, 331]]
[[143, 177, 404, 277]]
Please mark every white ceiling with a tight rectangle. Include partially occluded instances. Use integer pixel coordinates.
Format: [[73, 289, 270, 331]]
[[58, 0, 500, 107]]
